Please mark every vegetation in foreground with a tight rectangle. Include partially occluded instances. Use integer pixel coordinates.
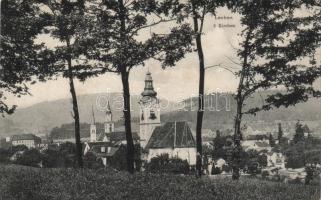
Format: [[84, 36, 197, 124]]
[[0, 165, 319, 200]]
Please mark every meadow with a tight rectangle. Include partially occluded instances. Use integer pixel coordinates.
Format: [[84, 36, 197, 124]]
[[0, 165, 320, 200]]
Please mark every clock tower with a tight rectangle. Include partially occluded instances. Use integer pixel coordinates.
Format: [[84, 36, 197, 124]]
[[139, 71, 161, 148]]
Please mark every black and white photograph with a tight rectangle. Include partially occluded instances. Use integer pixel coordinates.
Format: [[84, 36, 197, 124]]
[[0, 0, 321, 199]]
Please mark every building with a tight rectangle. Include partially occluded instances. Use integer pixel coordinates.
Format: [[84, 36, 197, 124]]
[[145, 121, 197, 165], [86, 70, 197, 166], [138, 70, 161, 148], [138, 71, 196, 165], [11, 134, 41, 149], [84, 102, 139, 166], [84, 141, 121, 166], [267, 152, 285, 169]]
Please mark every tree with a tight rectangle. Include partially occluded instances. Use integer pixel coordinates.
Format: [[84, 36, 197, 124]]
[[212, 130, 226, 159], [269, 133, 275, 147], [186, 0, 235, 177], [82, 0, 193, 173], [293, 121, 305, 144], [230, 0, 321, 179], [0, 0, 48, 115], [40, 0, 95, 168], [277, 123, 283, 143]]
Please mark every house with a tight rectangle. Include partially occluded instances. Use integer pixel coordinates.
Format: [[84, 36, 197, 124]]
[[11, 134, 41, 149], [145, 121, 197, 165], [267, 152, 285, 169], [84, 141, 121, 166], [242, 140, 271, 152]]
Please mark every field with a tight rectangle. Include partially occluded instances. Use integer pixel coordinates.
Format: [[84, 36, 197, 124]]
[[0, 165, 320, 200]]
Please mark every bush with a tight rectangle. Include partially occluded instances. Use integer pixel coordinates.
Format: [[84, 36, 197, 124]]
[[261, 170, 269, 179], [15, 149, 42, 167], [145, 154, 190, 175], [211, 167, 221, 175], [83, 152, 104, 170]]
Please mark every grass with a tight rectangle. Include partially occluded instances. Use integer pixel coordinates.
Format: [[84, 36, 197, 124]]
[[0, 165, 320, 200]]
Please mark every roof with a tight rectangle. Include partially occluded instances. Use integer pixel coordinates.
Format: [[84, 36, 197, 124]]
[[255, 142, 270, 148], [86, 142, 120, 157], [145, 121, 196, 149], [11, 134, 41, 141], [97, 131, 139, 142]]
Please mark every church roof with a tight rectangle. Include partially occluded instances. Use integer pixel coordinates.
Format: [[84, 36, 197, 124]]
[[145, 121, 196, 149], [97, 131, 140, 142]]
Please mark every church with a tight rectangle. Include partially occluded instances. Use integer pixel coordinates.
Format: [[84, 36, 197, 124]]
[[84, 71, 196, 166]]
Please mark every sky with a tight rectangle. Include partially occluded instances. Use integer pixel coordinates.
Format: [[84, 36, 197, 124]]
[[6, 7, 321, 108]]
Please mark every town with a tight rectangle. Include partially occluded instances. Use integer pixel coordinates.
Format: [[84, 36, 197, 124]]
[[1, 71, 320, 185], [1, 0, 321, 199]]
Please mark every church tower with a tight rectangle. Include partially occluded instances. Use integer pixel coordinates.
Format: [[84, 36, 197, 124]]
[[139, 71, 161, 148], [90, 106, 97, 142], [104, 100, 115, 133]]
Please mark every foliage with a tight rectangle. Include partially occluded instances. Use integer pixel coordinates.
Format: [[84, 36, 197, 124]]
[[0, 0, 48, 115], [293, 121, 305, 144], [83, 152, 104, 169], [145, 154, 190, 175], [211, 166, 221, 175], [0, 148, 11, 163], [107, 144, 141, 171], [269, 134, 276, 147], [230, 0, 321, 179], [78, 0, 194, 173], [15, 149, 42, 167], [0, 165, 320, 200]]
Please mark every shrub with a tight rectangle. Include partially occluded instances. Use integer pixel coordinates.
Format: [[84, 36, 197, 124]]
[[15, 149, 42, 167], [212, 167, 221, 175], [145, 154, 190, 174]]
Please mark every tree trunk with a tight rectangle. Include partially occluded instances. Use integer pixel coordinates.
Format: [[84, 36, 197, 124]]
[[232, 99, 242, 180], [118, 0, 135, 174], [66, 39, 83, 168], [232, 28, 252, 180], [193, 9, 205, 177], [121, 70, 135, 173]]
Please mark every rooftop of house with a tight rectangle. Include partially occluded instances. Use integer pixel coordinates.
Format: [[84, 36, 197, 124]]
[[145, 121, 196, 149], [86, 142, 121, 157], [11, 134, 41, 141], [97, 131, 139, 142]]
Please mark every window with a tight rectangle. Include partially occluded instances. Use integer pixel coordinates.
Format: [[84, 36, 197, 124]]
[[101, 147, 106, 153], [141, 113, 144, 121], [149, 110, 156, 120]]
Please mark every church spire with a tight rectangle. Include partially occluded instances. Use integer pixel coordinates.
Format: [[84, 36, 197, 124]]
[[106, 100, 112, 122], [91, 105, 96, 124], [141, 70, 157, 97], [106, 100, 112, 114]]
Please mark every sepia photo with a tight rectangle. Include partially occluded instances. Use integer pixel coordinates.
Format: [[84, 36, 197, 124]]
[[0, 0, 321, 199]]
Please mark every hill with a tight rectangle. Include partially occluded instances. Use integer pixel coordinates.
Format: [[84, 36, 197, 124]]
[[0, 93, 175, 137], [0, 165, 319, 200], [162, 92, 321, 136], [1, 91, 320, 138]]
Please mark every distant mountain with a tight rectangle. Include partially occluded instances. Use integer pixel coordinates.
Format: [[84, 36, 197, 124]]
[[1, 91, 320, 138], [0, 93, 176, 137], [162, 91, 321, 136]]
